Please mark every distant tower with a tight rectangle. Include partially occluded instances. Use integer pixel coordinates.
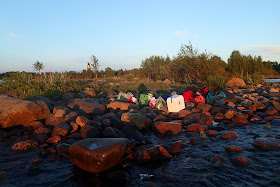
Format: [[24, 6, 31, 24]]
[[87, 62, 91, 71]]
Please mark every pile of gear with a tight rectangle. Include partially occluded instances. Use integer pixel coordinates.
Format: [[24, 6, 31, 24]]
[[117, 87, 226, 113]]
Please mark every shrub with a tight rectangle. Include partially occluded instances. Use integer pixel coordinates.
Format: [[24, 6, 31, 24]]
[[204, 75, 226, 90]]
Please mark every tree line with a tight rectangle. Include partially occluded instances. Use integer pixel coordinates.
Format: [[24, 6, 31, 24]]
[[1, 43, 280, 84]]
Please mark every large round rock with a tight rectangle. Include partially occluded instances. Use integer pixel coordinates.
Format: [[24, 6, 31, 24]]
[[69, 138, 129, 173]]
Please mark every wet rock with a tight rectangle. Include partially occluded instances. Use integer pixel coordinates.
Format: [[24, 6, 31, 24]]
[[225, 146, 244, 152], [12, 139, 38, 151], [231, 114, 249, 125], [169, 141, 183, 154], [264, 107, 278, 116], [0, 95, 50, 128], [75, 116, 89, 127], [51, 122, 72, 137], [253, 138, 280, 150], [264, 116, 280, 121], [0, 171, 7, 180], [221, 131, 238, 139], [36, 133, 48, 143], [47, 135, 61, 144], [187, 123, 207, 132], [152, 121, 182, 135], [242, 110, 253, 116], [121, 125, 145, 142], [132, 144, 172, 163], [68, 98, 106, 115], [214, 112, 224, 120], [249, 115, 263, 122], [57, 143, 70, 158], [80, 125, 101, 139], [107, 101, 140, 111], [198, 114, 213, 125], [190, 139, 199, 145], [211, 155, 230, 168], [207, 130, 218, 137], [231, 156, 251, 167], [121, 112, 150, 130], [69, 138, 129, 173], [34, 127, 52, 135], [31, 158, 44, 165]]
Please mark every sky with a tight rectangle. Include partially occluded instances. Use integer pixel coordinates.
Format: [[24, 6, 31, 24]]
[[0, 0, 279, 73]]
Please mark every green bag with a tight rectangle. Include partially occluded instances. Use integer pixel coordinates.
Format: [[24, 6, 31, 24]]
[[139, 94, 149, 105]]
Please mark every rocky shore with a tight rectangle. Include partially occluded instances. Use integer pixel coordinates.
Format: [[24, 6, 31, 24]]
[[0, 84, 280, 186]]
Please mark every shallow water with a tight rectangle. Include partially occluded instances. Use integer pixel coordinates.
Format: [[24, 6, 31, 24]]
[[263, 79, 280, 83], [1, 121, 280, 187]]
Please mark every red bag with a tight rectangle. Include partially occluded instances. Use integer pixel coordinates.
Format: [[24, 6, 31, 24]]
[[193, 95, 205, 104], [198, 87, 209, 98], [183, 90, 194, 102]]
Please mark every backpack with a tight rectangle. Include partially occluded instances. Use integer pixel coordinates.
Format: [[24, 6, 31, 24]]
[[183, 90, 194, 102], [193, 95, 205, 104], [198, 87, 209, 98]]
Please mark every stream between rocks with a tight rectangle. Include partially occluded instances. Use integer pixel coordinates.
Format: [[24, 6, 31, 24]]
[[1, 120, 280, 187]]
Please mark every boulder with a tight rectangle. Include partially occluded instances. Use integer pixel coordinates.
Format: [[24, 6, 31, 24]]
[[221, 131, 238, 139], [75, 116, 89, 127], [69, 138, 129, 173], [207, 130, 218, 137], [271, 100, 280, 111], [68, 99, 105, 115], [264, 107, 278, 116], [196, 103, 212, 112], [226, 78, 246, 87], [51, 122, 72, 137], [253, 138, 280, 150], [211, 155, 230, 168], [231, 114, 249, 125], [186, 123, 207, 132], [169, 141, 183, 154], [121, 112, 150, 130], [80, 125, 101, 139], [107, 101, 140, 111], [132, 144, 172, 163], [0, 95, 50, 128], [231, 156, 251, 167], [178, 109, 192, 118], [224, 109, 235, 119], [153, 121, 182, 135]]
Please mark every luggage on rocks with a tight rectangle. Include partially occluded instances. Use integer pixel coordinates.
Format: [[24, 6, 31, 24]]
[[193, 92, 205, 104], [139, 94, 149, 105], [156, 96, 166, 109], [183, 90, 194, 102], [206, 89, 226, 104], [167, 95, 185, 112]]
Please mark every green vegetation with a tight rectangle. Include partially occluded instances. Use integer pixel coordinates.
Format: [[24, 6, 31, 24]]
[[0, 42, 279, 99], [33, 60, 45, 73]]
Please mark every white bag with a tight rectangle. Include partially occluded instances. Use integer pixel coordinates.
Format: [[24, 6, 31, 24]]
[[167, 95, 185, 112]]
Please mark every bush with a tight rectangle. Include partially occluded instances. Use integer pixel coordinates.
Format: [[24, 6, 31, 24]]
[[204, 75, 226, 90]]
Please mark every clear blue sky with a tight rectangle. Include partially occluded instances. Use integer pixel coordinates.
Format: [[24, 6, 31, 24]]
[[0, 0, 279, 73]]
